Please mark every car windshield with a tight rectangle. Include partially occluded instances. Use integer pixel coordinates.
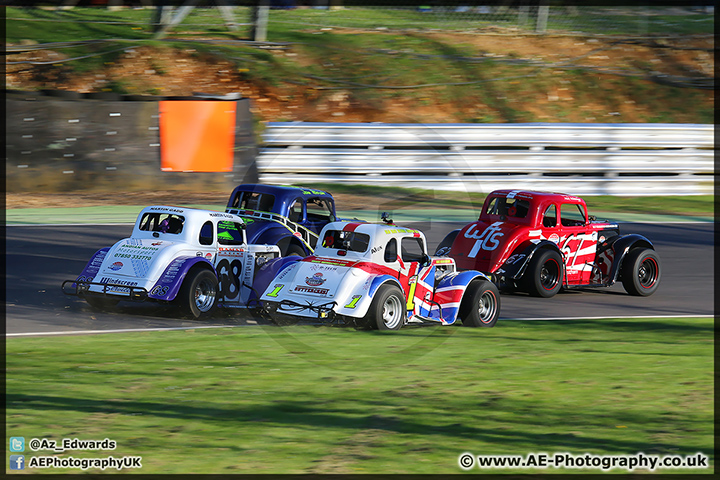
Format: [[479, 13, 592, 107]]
[[320, 230, 370, 253]]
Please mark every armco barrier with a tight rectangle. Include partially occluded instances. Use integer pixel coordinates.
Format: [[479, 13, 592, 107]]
[[257, 122, 714, 196]]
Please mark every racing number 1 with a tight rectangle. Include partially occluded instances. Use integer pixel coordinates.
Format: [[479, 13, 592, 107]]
[[406, 275, 418, 311]]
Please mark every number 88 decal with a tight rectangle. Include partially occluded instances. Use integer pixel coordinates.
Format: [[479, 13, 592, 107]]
[[217, 259, 243, 300]]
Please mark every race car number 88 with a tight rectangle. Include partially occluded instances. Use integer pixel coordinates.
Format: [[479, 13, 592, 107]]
[[217, 259, 243, 300]]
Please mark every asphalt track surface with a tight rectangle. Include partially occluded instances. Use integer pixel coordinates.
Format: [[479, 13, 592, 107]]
[[6, 221, 713, 336]]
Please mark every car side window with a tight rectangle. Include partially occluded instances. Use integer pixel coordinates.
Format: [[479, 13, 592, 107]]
[[307, 197, 334, 223], [543, 205, 557, 228], [384, 238, 397, 263], [561, 203, 586, 227], [288, 199, 303, 223], [199, 221, 213, 245], [401, 237, 425, 263]]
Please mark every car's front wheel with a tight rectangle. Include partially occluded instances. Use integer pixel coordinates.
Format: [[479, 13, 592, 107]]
[[364, 284, 406, 331], [459, 279, 500, 327], [178, 269, 218, 319], [621, 248, 660, 296]]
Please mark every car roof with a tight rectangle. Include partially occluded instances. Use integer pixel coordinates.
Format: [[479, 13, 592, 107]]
[[139, 205, 245, 223], [229, 184, 333, 200], [321, 221, 425, 243], [489, 190, 584, 203]]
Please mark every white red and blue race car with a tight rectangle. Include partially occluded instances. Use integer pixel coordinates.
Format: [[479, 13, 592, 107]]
[[258, 217, 500, 330], [62, 206, 281, 319]]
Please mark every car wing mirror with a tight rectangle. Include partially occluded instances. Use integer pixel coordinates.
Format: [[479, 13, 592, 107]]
[[420, 254, 431, 268]]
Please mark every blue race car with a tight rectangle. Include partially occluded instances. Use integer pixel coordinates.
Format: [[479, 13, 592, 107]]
[[225, 184, 353, 257]]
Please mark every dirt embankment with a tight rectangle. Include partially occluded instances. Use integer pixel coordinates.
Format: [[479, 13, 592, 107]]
[[6, 32, 714, 124]]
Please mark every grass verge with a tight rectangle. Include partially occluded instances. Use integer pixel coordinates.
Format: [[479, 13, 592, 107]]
[[6, 317, 714, 474], [306, 183, 714, 217]]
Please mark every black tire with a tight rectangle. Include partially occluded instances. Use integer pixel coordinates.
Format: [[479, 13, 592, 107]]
[[621, 248, 661, 296], [459, 279, 500, 327], [84, 296, 119, 310], [524, 249, 563, 298], [434, 230, 459, 255], [178, 269, 218, 319], [364, 284, 406, 331], [282, 243, 306, 257]]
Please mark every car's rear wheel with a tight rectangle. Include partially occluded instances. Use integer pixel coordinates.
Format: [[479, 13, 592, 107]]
[[459, 279, 500, 327], [524, 249, 563, 298], [621, 248, 660, 296], [178, 269, 218, 319], [364, 284, 405, 331], [84, 296, 119, 310], [282, 243, 306, 257]]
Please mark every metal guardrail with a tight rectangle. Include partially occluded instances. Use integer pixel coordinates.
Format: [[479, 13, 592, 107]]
[[257, 123, 714, 196]]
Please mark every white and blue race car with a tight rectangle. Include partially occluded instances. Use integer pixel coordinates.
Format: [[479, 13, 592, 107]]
[[258, 219, 500, 330], [62, 206, 281, 319]]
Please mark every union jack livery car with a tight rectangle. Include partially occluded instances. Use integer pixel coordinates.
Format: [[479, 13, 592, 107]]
[[435, 190, 661, 298], [62, 206, 281, 319], [258, 218, 500, 330]]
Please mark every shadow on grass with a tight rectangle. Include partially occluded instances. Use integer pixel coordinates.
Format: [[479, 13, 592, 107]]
[[6, 392, 710, 456]]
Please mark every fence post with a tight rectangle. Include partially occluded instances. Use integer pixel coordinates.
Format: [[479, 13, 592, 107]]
[[536, 5, 549, 33], [252, 0, 270, 42]]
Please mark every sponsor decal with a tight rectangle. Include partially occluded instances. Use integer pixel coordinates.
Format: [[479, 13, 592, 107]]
[[293, 232, 302, 238], [151, 241, 163, 246], [371, 245, 383, 254], [433, 258, 454, 265], [464, 222, 505, 257], [294, 285, 329, 295], [219, 247, 245, 257], [205, 253, 213, 260], [305, 272, 326, 286], [384, 228, 419, 234], [548, 233, 560, 243], [108, 261, 123, 271], [150, 207, 184, 214], [310, 264, 338, 272]]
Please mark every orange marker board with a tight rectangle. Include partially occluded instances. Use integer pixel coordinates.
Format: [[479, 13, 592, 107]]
[[159, 101, 236, 172]]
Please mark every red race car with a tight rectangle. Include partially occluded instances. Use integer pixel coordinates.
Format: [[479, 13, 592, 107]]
[[435, 190, 661, 298]]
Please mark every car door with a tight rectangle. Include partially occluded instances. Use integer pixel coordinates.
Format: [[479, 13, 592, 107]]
[[399, 235, 436, 318], [214, 219, 250, 305], [558, 203, 597, 285]]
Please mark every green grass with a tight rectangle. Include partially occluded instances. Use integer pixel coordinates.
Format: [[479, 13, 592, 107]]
[[6, 317, 714, 474]]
